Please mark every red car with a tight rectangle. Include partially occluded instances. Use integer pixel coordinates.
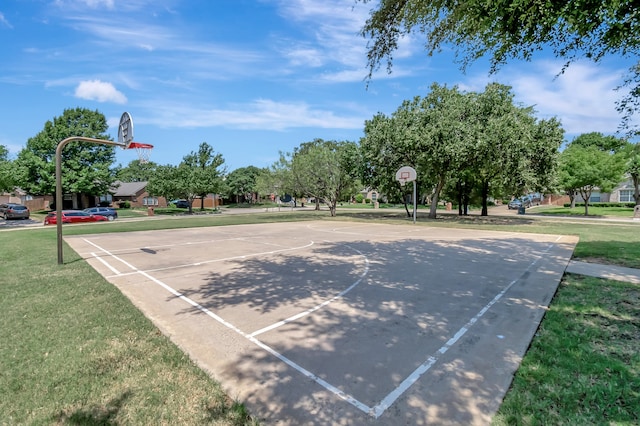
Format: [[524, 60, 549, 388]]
[[44, 210, 110, 225]]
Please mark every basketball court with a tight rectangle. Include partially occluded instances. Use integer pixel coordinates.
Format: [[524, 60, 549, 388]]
[[65, 221, 577, 425]]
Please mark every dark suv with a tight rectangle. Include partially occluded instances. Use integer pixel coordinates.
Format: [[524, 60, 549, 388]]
[[83, 207, 118, 220], [172, 200, 191, 209]]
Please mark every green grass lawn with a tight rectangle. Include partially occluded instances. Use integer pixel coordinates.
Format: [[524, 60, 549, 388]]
[[1, 210, 639, 424], [532, 204, 637, 218]]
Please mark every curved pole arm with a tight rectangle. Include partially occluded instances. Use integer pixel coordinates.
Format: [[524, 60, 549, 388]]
[[56, 137, 124, 264]]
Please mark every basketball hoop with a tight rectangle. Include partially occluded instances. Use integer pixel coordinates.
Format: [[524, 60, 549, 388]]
[[395, 166, 418, 224], [127, 142, 154, 164]]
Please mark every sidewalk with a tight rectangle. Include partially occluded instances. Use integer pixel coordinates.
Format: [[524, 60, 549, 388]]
[[565, 261, 640, 284]]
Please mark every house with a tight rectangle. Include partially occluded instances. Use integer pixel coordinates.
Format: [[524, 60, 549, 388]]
[[576, 177, 637, 203], [100, 181, 168, 208], [1, 189, 53, 211], [98, 181, 222, 209]]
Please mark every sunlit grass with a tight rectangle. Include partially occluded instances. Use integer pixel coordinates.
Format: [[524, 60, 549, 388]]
[[492, 275, 640, 425], [532, 204, 636, 217]]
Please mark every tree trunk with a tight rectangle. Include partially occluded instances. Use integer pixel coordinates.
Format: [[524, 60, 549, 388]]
[[633, 175, 640, 207], [428, 176, 446, 219], [568, 190, 576, 208], [578, 189, 591, 216], [480, 181, 489, 216], [329, 200, 337, 217]]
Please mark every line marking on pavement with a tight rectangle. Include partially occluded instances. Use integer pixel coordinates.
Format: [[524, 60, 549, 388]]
[[93, 240, 316, 278], [84, 238, 374, 415], [250, 243, 369, 337], [80, 233, 564, 419], [369, 241, 557, 418]]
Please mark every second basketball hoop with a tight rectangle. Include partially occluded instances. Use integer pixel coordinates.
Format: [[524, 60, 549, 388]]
[[395, 166, 417, 223]]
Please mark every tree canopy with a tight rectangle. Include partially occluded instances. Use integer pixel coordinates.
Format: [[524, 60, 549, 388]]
[[558, 133, 627, 215], [360, 82, 562, 218], [116, 160, 159, 182], [146, 142, 225, 213], [225, 166, 266, 204], [15, 108, 115, 205], [284, 139, 360, 216], [0, 145, 15, 192], [359, 0, 640, 133]]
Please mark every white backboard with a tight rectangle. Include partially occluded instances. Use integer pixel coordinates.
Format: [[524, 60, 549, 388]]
[[118, 112, 134, 148]]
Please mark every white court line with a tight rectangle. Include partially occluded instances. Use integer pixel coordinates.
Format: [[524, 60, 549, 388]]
[[91, 252, 121, 275], [369, 240, 558, 418], [82, 234, 564, 419], [250, 243, 370, 337], [95, 240, 316, 278], [84, 238, 373, 415]]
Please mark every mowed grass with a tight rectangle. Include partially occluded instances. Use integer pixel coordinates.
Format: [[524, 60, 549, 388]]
[[532, 204, 637, 218], [1, 209, 639, 424]]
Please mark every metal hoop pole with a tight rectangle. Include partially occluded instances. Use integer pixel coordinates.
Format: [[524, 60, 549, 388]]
[[413, 180, 417, 224], [56, 137, 125, 264]]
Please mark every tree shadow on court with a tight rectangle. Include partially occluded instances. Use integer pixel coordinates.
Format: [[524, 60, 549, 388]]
[[165, 235, 574, 424]]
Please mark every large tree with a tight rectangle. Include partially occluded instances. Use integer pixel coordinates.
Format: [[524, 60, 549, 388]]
[[290, 139, 360, 217], [15, 108, 115, 208], [182, 142, 226, 211], [361, 82, 560, 218], [147, 143, 225, 213], [359, 0, 640, 133], [224, 166, 266, 204], [0, 145, 15, 192], [558, 134, 627, 215]]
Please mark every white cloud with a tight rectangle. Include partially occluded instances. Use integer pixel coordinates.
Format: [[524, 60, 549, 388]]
[[74, 80, 127, 104], [141, 98, 365, 131], [0, 12, 13, 29], [460, 60, 635, 136]]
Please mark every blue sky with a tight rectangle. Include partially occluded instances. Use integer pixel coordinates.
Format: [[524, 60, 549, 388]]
[[0, 0, 636, 172]]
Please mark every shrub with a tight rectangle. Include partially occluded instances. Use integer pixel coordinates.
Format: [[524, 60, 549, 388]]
[[365, 198, 371, 204], [354, 194, 364, 203], [563, 202, 635, 208], [117, 200, 131, 209]]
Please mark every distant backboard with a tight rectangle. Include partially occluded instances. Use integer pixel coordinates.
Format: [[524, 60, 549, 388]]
[[118, 112, 134, 148], [395, 166, 417, 186]]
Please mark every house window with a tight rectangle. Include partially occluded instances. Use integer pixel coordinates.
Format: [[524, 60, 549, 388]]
[[619, 189, 635, 203], [143, 197, 158, 206], [589, 192, 601, 202], [99, 194, 113, 204], [371, 192, 378, 201]]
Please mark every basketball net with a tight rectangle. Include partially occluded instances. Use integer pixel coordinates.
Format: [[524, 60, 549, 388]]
[[127, 142, 154, 164]]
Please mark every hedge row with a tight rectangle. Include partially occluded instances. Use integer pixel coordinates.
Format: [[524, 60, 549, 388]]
[[562, 202, 636, 208]]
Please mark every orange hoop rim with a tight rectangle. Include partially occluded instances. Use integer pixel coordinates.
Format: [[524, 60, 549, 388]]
[[127, 142, 154, 149]]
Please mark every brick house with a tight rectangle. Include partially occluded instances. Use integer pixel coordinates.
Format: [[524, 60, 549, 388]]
[[99, 181, 168, 208]]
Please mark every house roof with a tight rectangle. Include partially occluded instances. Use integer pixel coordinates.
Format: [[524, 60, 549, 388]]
[[111, 180, 148, 197]]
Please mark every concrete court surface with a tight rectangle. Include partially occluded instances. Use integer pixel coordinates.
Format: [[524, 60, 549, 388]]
[[65, 221, 578, 425]]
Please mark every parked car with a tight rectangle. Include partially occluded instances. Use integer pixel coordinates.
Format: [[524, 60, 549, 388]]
[[0, 203, 20, 217], [44, 210, 109, 225], [1, 204, 30, 219], [507, 196, 532, 210], [171, 199, 191, 209], [83, 207, 118, 221], [528, 193, 542, 206]]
